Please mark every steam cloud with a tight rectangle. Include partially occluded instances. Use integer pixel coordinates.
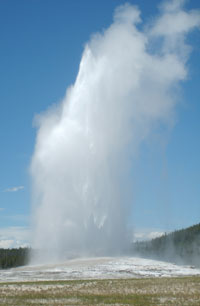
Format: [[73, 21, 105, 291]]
[[31, 0, 200, 262]]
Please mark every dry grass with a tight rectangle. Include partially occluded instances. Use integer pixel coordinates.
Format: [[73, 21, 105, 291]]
[[0, 276, 200, 305]]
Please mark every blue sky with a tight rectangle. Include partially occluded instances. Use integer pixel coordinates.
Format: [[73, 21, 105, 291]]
[[0, 0, 200, 247]]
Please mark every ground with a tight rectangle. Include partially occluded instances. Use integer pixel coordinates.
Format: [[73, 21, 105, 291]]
[[0, 276, 200, 305]]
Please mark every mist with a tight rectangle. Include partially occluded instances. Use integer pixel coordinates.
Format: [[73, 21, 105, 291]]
[[30, 0, 200, 263]]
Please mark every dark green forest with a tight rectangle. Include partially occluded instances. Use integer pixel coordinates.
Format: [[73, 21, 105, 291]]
[[0, 247, 30, 269], [133, 223, 200, 267]]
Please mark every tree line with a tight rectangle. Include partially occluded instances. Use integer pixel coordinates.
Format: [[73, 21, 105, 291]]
[[132, 223, 200, 267], [0, 247, 30, 269]]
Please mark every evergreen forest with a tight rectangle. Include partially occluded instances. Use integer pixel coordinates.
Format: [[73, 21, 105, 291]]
[[0, 247, 30, 269], [133, 223, 200, 267]]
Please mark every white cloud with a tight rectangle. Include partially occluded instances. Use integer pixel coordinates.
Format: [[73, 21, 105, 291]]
[[4, 186, 24, 193], [133, 229, 168, 242], [0, 226, 30, 249], [0, 239, 15, 249], [0, 239, 29, 249]]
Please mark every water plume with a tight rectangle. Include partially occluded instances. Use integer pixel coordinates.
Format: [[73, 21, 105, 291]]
[[30, 0, 200, 263]]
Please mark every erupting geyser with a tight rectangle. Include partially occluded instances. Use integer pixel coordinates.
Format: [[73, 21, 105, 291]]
[[30, 1, 200, 263]]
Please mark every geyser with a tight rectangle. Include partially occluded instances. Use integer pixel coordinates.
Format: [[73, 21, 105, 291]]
[[30, 1, 200, 262]]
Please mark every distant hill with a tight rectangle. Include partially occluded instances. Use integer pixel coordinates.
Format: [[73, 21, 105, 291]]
[[132, 223, 200, 267]]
